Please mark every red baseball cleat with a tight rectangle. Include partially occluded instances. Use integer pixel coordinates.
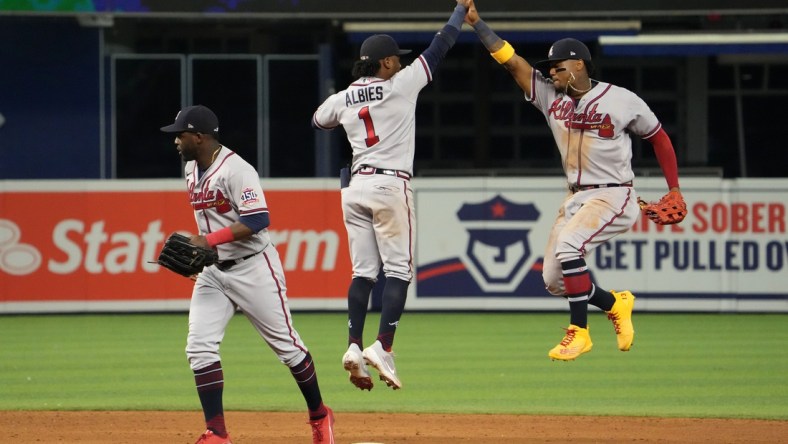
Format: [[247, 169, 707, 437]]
[[194, 429, 232, 444], [308, 406, 335, 444]]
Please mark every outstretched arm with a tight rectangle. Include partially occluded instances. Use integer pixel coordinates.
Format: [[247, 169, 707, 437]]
[[465, 0, 534, 97], [418, 1, 469, 74]]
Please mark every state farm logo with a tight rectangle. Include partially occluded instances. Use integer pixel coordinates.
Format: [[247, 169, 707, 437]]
[[0, 218, 340, 276], [0, 219, 42, 275]]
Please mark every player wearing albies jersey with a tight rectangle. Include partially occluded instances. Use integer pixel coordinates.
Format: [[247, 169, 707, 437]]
[[161, 105, 334, 444], [464, 1, 685, 361], [312, 1, 469, 390]]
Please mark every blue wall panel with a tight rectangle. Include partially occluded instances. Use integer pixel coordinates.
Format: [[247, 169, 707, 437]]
[[0, 18, 100, 178]]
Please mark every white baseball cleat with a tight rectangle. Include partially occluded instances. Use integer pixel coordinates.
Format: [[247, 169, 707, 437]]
[[362, 340, 402, 390], [342, 343, 373, 391]]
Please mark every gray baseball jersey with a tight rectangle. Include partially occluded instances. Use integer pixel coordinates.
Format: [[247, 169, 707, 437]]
[[184, 146, 308, 370], [527, 70, 650, 294], [527, 72, 661, 187], [312, 57, 431, 176]]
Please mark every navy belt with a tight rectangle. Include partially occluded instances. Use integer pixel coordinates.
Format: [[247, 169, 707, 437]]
[[353, 166, 411, 180], [215, 250, 262, 272], [569, 182, 633, 193]]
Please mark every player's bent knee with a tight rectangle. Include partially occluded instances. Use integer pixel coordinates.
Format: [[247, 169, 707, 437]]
[[187, 353, 220, 371], [555, 250, 583, 263], [544, 281, 565, 297], [383, 270, 412, 283], [186, 341, 221, 371], [277, 349, 308, 368], [554, 237, 583, 260], [542, 269, 564, 296]]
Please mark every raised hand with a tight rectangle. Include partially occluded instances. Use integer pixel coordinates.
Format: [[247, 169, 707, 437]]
[[463, 0, 479, 25]]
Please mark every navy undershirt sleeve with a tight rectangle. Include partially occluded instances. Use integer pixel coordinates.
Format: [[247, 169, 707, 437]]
[[239, 212, 269, 233], [420, 4, 465, 75]]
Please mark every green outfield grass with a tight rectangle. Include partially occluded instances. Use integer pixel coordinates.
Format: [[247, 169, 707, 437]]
[[1, 312, 786, 420]]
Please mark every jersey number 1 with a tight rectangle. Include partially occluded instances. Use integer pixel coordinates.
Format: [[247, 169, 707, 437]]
[[358, 106, 380, 147]]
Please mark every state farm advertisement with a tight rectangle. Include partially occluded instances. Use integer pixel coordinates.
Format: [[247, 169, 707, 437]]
[[0, 179, 350, 312]]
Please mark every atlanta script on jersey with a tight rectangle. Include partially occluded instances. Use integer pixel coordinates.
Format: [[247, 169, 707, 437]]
[[185, 146, 270, 261], [527, 69, 661, 188]]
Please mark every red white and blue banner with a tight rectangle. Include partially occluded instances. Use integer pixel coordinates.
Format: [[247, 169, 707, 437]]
[[1, 178, 786, 313]]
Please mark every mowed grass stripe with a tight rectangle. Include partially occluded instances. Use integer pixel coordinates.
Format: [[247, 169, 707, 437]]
[[1, 312, 785, 419]]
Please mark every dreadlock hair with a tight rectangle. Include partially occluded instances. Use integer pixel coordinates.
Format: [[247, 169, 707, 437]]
[[351, 59, 379, 79]]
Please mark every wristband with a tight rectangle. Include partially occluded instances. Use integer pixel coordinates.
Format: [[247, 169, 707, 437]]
[[205, 227, 234, 248], [491, 41, 515, 64]]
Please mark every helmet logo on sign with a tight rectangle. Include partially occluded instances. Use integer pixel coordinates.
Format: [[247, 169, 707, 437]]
[[415, 195, 546, 297], [456, 195, 540, 292]]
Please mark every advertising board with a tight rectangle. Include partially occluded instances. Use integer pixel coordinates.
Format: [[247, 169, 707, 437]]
[[2, 177, 786, 312]]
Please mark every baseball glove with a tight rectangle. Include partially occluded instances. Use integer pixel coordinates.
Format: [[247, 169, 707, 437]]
[[637, 190, 687, 225], [157, 233, 218, 277]]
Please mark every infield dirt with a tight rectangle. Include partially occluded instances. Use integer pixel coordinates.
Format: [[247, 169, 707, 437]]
[[2, 411, 786, 443]]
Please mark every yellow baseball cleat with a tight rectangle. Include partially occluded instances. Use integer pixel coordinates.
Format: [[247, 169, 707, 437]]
[[607, 290, 636, 351], [548, 324, 593, 361]]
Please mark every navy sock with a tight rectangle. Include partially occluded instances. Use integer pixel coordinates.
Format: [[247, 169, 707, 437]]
[[290, 352, 325, 417], [347, 277, 375, 348], [588, 284, 616, 311], [377, 277, 409, 351], [194, 361, 226, 437]]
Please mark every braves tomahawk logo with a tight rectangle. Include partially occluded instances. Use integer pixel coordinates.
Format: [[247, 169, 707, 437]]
[[416, 195, 546, 297]]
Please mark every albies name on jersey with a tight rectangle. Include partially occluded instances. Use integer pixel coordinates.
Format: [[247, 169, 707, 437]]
[[345, 85, 384, 107]]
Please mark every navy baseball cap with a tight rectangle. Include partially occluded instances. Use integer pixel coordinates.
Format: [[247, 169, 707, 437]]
[[160, 105, 219, 135], [534, 38, 594, 74], [360, 34, 411, 61]]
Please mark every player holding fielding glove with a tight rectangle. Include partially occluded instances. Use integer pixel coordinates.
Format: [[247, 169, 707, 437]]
[[160, 105, 335, 443], [312, 1, 470, 389], [464, 1, 686, 361]]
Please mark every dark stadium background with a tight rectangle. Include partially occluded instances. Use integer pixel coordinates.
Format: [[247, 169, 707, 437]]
[[0, 0, 786, 179]]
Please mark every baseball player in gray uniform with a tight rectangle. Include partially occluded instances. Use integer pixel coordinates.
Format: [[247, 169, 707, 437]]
[[160, 105, 335, 444], [464, 1, 685, 361], [312, 1, 469, 390]]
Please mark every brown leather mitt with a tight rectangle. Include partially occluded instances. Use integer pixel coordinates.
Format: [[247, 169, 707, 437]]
[[637, 190, 687, 225]]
